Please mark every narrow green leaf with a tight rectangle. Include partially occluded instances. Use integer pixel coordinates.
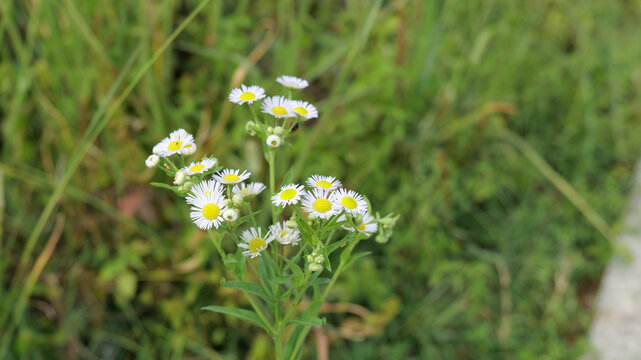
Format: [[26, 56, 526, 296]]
[[282, 166, 295, 186], [344, 251, 371, 270], [288, 315, 323, 328], [150, 182, 175, 191], [257, 256, 274, 297], [202, 305, 268, 332], [283, 257, 304, 287], [307, 277, 331, 287], [223, 281, 271, 302]]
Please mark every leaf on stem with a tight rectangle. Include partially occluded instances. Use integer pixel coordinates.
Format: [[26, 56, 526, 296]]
[[202, 305, 269, 332], [223, 281, 272, 303]]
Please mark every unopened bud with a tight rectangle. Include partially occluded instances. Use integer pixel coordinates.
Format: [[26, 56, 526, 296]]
[[232, 193, 244, 206]]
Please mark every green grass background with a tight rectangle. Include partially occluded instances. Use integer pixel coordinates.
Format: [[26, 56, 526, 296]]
[[2, 0, 641, 358]]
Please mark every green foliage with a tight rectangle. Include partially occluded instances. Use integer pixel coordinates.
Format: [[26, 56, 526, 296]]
[[2, 0, 641, 359]]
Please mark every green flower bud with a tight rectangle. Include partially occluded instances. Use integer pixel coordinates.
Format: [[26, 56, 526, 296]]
[[308, 263, 323, 272], [232, 193, 245, 206]]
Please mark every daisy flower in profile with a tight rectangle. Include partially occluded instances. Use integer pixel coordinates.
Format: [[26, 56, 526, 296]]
[[229, 84, 265, 105], [306, 175, 341, 192], [341, 212, 378, 237], [270, 222, 301, 245], [181, 143, 197, 155], [272, 184, 306, 207], [261, 96, 295, 118], [332, 189, 367, 215], [301, 189, 340, 219], [233, 182, 266, 198], [289, 100, 318, 119], [239, 227, 273, 258], [186, 180, 227, 230], [183, 158, 217, 175], [276, 75, 309, 89], [213, 169, 251, 184], [155, 129, 196, 157], [145, 154, 159, 168]]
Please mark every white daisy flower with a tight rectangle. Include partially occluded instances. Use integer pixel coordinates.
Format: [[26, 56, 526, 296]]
[[222, 208, 239, 222], [232, 182, 266, 198], [186, 180, 227, 230], [276, 75, 309, 89], [183, 158, 217, 175], [266, 135, 282, 148], [238, 227, 273, 258], [306, 175, 342, 192], [341, 212, 378, 237], [269, 222, 301, 245], [145, 154, 159, 168], [331, 188, 368, 215], [272, 184, 306, 207], [155, 129, 196, 157], [213, 169, 251, 184], [289, 100, 318, 119], [261, 96, 295, 118], [229, 84, 266, 105], [181, 143, 197, 155], [301, 189, 340, 219]]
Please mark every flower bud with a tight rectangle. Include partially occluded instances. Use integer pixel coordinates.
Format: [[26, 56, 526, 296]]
[[232, 193, 245, 206], [266, 135, 281, 148], [314, 255, 324, 264], [267, 126, 275, 134], [222, 208, 239, 222], [182, 182, 195, 192], [173, 170, 186, 185], [273, 126, 285, 136], [308, 263, 323, 272], [145, 154, 160, 168]]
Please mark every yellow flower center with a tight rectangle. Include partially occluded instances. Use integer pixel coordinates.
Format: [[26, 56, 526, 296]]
[[168, 140, 182, 151], [223, 174, 240, 182], [249, 237, 266, 253], [189, 164, 206, 173], [316, 180, 332, 189], [239, 92, 256, 101], [341, 196, 358, 209], [202, 203, 220, 220], [294, 106, 308, 115], [272, 106, 288, 116], [279, 189, 297, 200], [280, 230, 289, 238], [357, 222, 366, 231], [312, 199, 332, 213]]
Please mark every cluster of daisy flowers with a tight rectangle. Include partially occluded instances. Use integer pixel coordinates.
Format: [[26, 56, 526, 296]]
[[228, 76, 318, 150], [272, 175, 378, 237]]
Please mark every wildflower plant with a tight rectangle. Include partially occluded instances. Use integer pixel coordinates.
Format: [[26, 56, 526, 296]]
[[146, 75, 398, 359]]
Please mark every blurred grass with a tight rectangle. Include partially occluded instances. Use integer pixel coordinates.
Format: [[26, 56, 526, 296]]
[[2, 0, 641, 359]]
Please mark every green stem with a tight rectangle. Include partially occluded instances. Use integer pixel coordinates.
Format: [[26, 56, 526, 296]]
[[286, 239, 360, 360]]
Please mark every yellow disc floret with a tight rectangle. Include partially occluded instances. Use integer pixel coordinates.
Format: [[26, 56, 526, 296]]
[[223, 174, 240, 182], [249, 237, 266, 253], [316, 180, 332, 189], [272, 106, 288, 116], [189, 164, 206, 173], [312, 199, 332, 213], [202, 203, 220, 220], [341, 197, 358, 209], [280, 189, 297, 200], [168, 140, 183, 151], [239, 92, 256, 101], [294, 107, 308, 115]]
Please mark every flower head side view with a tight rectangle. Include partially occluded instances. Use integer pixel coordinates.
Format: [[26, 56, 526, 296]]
[[146, 75, 399, 359]]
